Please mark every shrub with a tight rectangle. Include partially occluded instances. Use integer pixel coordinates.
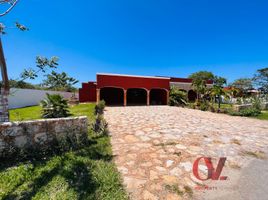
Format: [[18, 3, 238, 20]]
[[95, 100, 106, 115], [209, 105, 216, 112], [252, 97, 261, 110], [228, 108, 261, 117], [40, 93, 70, 118], [93, 114, 108, 135], [236, 98, 242, 105], [194, 99, 201, 107], [199, 101, 209, 111], [188, 103, 196, 109], [169, 86, 188, 107]]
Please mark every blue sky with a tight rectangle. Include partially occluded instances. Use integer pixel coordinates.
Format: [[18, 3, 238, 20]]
[[2, 0, 268, 86]]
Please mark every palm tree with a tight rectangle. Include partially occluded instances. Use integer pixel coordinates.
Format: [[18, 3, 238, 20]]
[[210, 85, 227, 109], [210, 76, 227, 110], [42, 71, 78, 92], [191, 79, 207, 102]]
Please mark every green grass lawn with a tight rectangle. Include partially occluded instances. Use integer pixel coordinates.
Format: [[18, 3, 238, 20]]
[[10, 105, 42, 121], [255, 111, 268, 120], [9, 103, 96, 122], [1, 103, 128, 200]]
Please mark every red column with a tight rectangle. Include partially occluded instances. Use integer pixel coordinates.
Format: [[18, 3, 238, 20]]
[[166, 90, 169, 105], [124, 89, 127, 106], [96, 89, 100, 104], [147, 90, 150, 106]]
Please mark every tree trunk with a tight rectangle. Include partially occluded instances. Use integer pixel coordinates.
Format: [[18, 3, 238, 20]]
[[0, 37, 9, 122], [218, 95, 221, 109]]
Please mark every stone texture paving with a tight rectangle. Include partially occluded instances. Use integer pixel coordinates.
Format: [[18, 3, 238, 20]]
[[104, 106, 268, 200]]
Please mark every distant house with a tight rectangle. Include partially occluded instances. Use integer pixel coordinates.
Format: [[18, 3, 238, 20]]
[[79, 73, 213, 106]]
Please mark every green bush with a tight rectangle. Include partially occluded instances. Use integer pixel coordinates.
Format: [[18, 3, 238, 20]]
[[168, 86, 188, 106], [93, 114, 109, 135], [95, 100, 106, 115], [40, 93, 70, 118], [199, 101, 209, 111], [188, 103, 196, 109], [209, 105, 216, 112], [228, 108, 261, 117], [93, 100, 108, 136], [252, 97, 262, 110]]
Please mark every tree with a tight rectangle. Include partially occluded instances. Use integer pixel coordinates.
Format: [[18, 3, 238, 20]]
[[20, 56, 59, 80], [0, 79, 36, 89], [0, 0, 19, 17], [191, 79, 207, 101], [188, 71, 214, 81], [230, 78, 253, 96], [253, 67, 268, 93], [0, 22, 29, 92], [0, 0, 30, 121], [42, 71, 78, 92], [189, 71, 214, 102], [168, 86, 187, 106], [210, 76, 227, 109]]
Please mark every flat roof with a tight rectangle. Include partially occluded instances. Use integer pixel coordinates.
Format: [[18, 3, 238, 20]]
[[97, 73, 170, 80]]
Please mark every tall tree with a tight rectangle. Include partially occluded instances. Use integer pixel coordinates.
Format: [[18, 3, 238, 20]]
[[253, 67, 268, 93], [42, 71, 78, 92], [189, 71, 214, 101], [210, 76, 227, 109], [0, 0, 19, 17], [188, 71, 214, 81], [0, 0, 25, 121], [230, 78, 253, 96]]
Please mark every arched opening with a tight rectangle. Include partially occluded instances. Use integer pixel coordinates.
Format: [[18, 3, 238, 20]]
[[150, 89, 167, 105], [100, 87, 124, 106], [188, 90, 197, 102], [127, 88, 147, 105]]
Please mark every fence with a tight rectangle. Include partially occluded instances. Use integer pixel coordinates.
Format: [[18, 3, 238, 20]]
[[8, 88, 77, 109]]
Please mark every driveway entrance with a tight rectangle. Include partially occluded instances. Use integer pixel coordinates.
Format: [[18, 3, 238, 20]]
[[105, 106, 268, 200]]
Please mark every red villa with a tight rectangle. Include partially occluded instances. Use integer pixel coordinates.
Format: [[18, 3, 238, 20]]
[[79, 73, 213, 106]]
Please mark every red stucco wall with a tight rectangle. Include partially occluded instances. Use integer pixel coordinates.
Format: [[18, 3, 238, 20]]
[[79, 82, 96, 102], [97, 74, 170, 90]]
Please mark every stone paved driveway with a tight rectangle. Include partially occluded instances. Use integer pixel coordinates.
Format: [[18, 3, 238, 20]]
[[104, 106, 268, 200]]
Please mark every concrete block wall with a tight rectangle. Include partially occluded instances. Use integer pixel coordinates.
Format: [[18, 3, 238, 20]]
[[9, 88, 76, 109]]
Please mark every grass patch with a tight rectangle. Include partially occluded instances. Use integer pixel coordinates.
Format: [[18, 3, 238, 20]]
[[1, 103, 128, 200], [165, 184, 193, 198], [229, 162, 241, 169], [9, 103, 96, 122], [10, 106, 42, 121], [173, 152, 182, 157], [165, 184, 184, 196], [212, 103, 232, 110], [231, 139, 241, 145], [184, 186, 193, 197], [242, 150, 266, 159], [254, 111, 268, 120], [154, 141, 179, 147]]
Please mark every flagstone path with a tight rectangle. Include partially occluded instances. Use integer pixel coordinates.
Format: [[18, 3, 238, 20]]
[[104, 106, 268, 200]]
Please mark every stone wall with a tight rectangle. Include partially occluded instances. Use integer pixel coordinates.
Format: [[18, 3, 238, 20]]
[[233, 104, 252, 112], [0, 116, 88, 157], [233, 102, 268, 112]]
